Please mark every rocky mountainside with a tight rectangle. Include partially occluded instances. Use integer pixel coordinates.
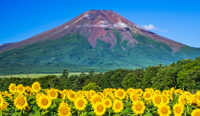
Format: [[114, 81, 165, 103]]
[[0, 10, 199, 74]]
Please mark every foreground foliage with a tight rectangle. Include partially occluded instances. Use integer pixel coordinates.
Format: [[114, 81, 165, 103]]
[[1, 82, 200, 116]]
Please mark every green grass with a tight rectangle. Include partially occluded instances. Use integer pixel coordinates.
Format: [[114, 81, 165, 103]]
[[0, 72, 90, 78]]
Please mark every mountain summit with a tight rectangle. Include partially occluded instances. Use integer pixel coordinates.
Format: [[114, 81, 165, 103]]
[[0, 10, 199, 74]]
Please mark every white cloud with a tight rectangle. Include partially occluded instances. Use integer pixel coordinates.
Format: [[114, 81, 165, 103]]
[[143, 24, 157, 30], [143, 24, 167, 32]]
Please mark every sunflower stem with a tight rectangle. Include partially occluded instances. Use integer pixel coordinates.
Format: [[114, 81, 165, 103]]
[[184, 107, 187, 116], [108, 108, 111, 114], [78, 111, 80, 116]]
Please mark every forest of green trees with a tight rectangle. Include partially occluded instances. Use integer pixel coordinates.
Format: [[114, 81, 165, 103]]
[[0, 56, 200, 93]]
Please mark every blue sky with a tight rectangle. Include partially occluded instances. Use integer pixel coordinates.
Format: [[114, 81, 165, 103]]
[[0, 0, 200, 47]]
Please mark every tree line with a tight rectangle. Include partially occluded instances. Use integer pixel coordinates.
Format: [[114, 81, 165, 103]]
[[0, 56, 200, 93]]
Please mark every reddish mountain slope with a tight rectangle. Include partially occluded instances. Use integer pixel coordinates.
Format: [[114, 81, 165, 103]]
[[0, 10, 184, 53]]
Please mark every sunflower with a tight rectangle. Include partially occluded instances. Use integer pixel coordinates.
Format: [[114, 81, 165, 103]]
[[143, 91, 152, 101], [17, 84, 25, 94], [91, 95, 102, 105], [183, 91, 191, 96], [94, 102, 106, 116], [58, 90, 66, 100], [136, 89, 143, 96], [154, 90, 161, 95], [167, 90, 172, 99], [90, 90, 96, 96], [162, 90, 168, 96], [127, 88, 134, 94], [171, 87, 175, 94], [25, 86, 32, 96], [130, 93, 139, 103], [115, 89, 126, 99], [146, 88, 154, 93], [103, 98, 112, 108], [58, 102, 71, 116], [196, 94, 200, 105], [173, 103, 184, 116], [6, 94, 13, 100], [132, 100, 146, 115], [152, 95, 162, 107], [32, 82, 41, 93], [157, 104, 171, 116], [161, 95, 169, 105], [0, 95, 4, 107], [9, 83, 16, 94], [67, 91, 76, 101], [14, 95, 28, 110], [175, 89, 183, 96], [190, 97, 199, 107], [112, 99, 123, 113], [36, 94, 52, 110], [74, 97, 87, 111], [48, 88, 58, 100], [191, 108, 200, 116], [178, 95, 187, 106], [1, 101, 8, 110]]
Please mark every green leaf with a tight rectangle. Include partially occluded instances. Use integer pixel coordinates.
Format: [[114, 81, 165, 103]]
[[41, 110, 49, 115], [122, 107, 132, 115], [28, 95, 35, 101], [88, 111, 95, 115], [34, 110, 40, 116], [113, 114, 121, 116], [50, 103, 57, 109], [144, 112, 153, 116], [32, 106, 38, 111], [124, 102, 132, 107], [11, 112, 18, 116], [1, 108, 9, 112], [54, 98, 62, 103], [80, 112, 88, 116]]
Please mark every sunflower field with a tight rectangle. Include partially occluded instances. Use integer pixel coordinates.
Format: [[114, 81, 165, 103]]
[[0, 82, 200, 116]]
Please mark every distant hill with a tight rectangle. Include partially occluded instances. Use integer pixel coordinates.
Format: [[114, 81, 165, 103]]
[[0, 10, 199, 74]]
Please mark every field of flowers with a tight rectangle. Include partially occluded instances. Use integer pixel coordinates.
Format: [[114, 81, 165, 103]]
[[0, 82, 200, 116]]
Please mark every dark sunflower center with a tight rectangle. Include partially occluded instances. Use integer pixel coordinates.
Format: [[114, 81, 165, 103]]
[[146, 93, 150, 98], [155, 97, 161, 104], [136, 103, 142, 111], [115, 103, 121, 109], [41, 98, 48, 105], [61, 107, 68, 115], [175, 107, 181, 114], [34, 85, 39, 90], [194, 112, 200, 116], [78, 100, 84, 107], [11, 86, 15, 91], [118, 91, 123, 97], [50, 91, 56, 97], [105, 101, 110, 105], [161, 107, 168, 114], [97, 105, 103, 112], [18, 98, 25, 106]]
